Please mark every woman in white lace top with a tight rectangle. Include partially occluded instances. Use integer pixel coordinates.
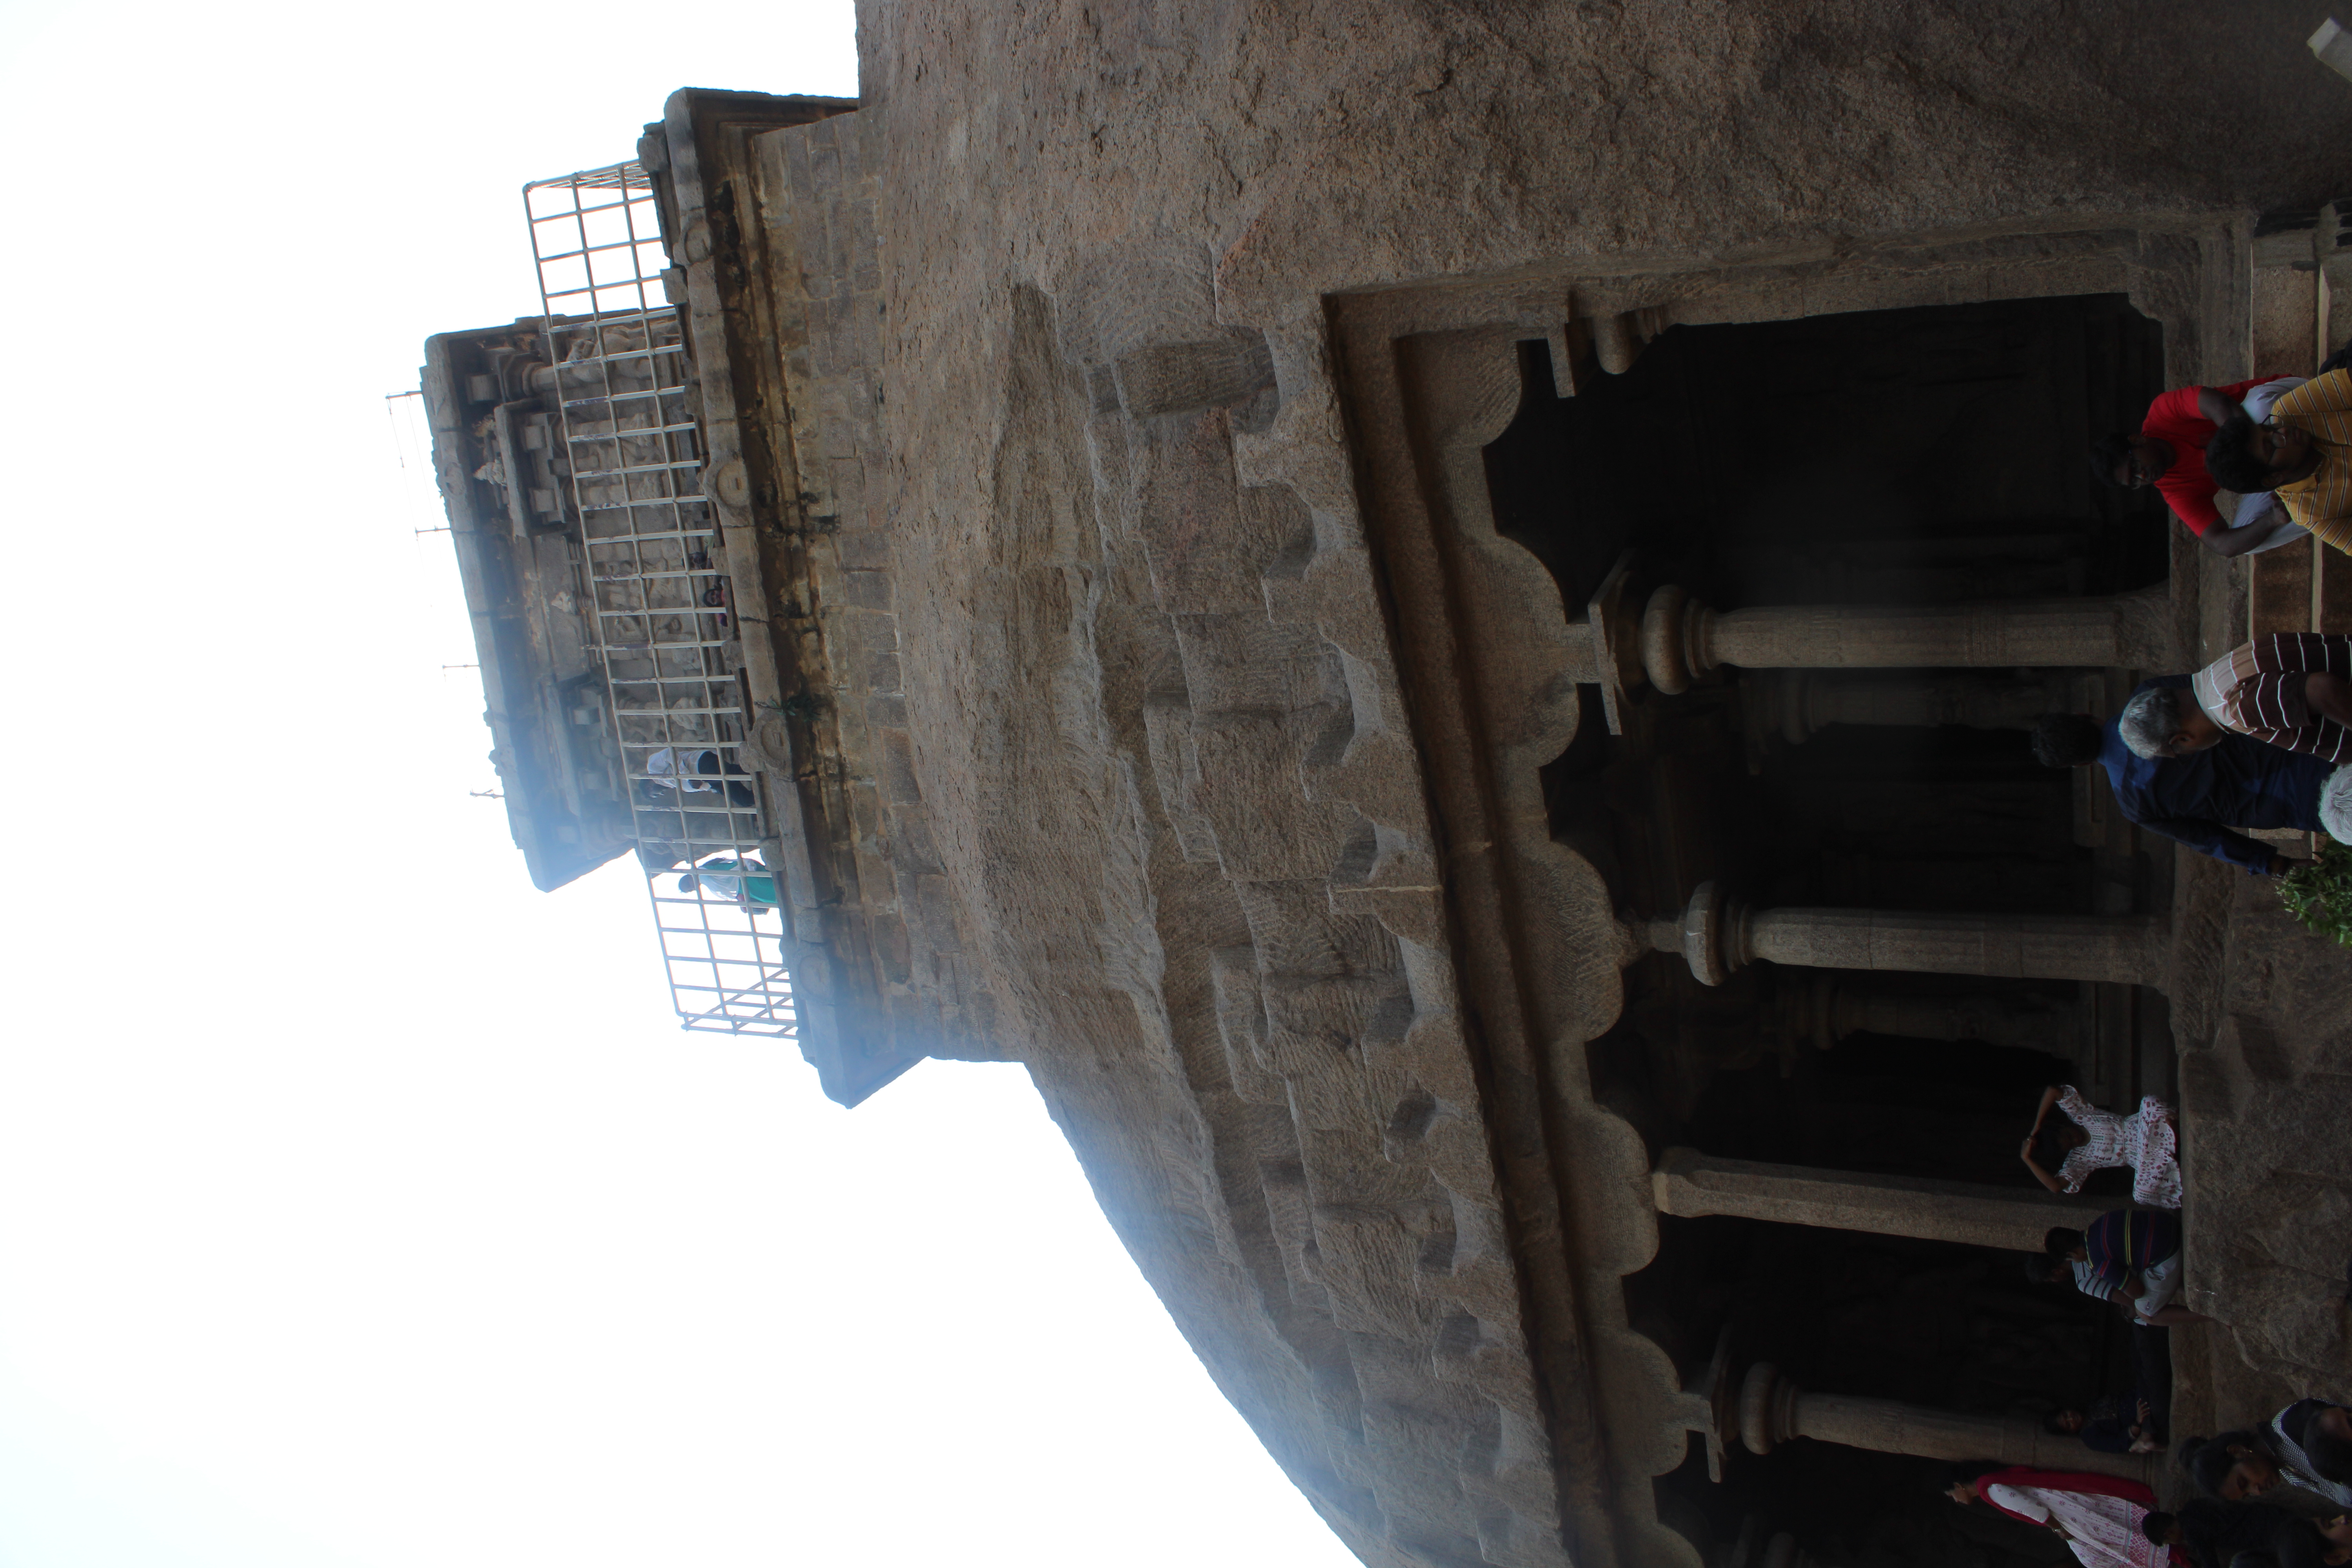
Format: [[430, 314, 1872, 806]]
[[2020, 1084, 2182, 1210]]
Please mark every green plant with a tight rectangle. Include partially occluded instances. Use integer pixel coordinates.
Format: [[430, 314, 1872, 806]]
[[757, 691, 824, 723], [2276, 840, 2352, 948]]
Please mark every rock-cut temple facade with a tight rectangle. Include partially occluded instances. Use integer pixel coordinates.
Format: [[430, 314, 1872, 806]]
[[423, 7, 2352, 1566]]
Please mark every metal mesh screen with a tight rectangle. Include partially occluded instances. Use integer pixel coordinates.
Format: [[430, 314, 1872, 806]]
[[524, 162, 794, 1038]]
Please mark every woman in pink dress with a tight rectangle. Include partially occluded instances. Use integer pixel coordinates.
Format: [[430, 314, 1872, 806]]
[[1945, 1463, 2181, 1568], [2021, 1083, 2183, 1210]]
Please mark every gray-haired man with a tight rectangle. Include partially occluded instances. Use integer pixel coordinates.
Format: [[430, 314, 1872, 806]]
[[2117, 634, 2352, 843]]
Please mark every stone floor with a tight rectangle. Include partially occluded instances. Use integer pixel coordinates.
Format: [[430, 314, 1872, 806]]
[[2172, 542, 2352, 1453]]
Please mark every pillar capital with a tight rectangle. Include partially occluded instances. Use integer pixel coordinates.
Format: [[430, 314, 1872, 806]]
[[1738, 1361, 1798, 1457], [1636, 880, 1753, 985], [1639, 583, 1714, 695]]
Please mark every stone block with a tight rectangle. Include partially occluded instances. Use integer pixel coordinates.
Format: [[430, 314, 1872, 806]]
[[2252, 264, 2321, 377], [1234, 877, 1398, 982], [1381, 1520, 1491, 1568], [809, 134, 842, 198], [866, 910, 911, 988], [829, 452, 869, 513], [842, 297, 880, 372], [832, 528, 891, 571], [1301, 1126, 1444, 1221], [2319, 541, 2352, 635], [851, 837, 898, 911], [1191, 712, 1358, 883], [1384, 1093, 1494, 1204], [886, 808, 943, 876], [782, 129, 814, 201], [840, 569, 894, 611], [1209, 947, 1289, 1105], [880, 728, 922, 805], [1173, 611, 1344, 717], [1126, 425, 1312, 615], [839, 601, 899, 654], [794, 207, 834, 290], [2249, 535, 2316, 635], [860, 650, 902, 697], [1141, 698, 1222, 864], [904, 871, 961, 953], [1314, 1228, 1435, 1344], [850, 224, 882, 296]]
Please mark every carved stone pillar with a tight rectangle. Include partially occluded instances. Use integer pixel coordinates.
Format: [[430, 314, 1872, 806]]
[[1748, 670, 2088, 746], [1651, 1147, 2109, 1250], [1737, 1363, 2158, 1486], [1649, 882, 2166, 989], [1595, 582, 2171, 701]]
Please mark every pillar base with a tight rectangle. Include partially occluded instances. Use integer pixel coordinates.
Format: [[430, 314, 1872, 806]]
[[1739, 1361, 1795, 1456], [1646, 880, 1749, 987], [1641, 584, 1716, 695]]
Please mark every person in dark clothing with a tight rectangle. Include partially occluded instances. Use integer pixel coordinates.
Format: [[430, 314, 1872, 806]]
[[2144, 1499, 2347, 1568], [2048, 1387, 2162, 1454], [2031, 676, 2329, 876], [2131, 1326, 2177, 1455], [2176, 1433, 2346, 1509], [2270, 1401, 2352, 1507]]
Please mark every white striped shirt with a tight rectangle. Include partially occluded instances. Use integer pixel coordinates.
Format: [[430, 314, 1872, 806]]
[[2192, 634, 2352, 764]]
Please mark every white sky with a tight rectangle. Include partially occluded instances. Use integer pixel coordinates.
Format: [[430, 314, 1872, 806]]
[[0, 4, 1363, 1565]]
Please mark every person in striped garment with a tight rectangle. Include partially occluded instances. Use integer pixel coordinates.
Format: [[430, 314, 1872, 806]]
[[2206, 368, 2352, 551], [2029, 1211, 2214, 1327], [2116, 635, 2352, 845]]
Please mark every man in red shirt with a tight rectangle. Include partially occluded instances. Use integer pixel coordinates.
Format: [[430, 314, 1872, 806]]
[[2090, 376, 2304, 557]]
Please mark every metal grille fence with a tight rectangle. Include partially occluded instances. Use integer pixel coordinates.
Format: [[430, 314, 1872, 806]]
[[524, 162, 794, 1038]]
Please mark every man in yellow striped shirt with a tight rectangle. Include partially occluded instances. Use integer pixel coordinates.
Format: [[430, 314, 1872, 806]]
[[2206, 368, 2352, 551]]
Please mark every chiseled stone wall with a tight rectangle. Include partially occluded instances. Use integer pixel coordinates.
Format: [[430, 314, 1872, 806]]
[[706, 101, 1604, 1555], [877, 243, 1583, 1567], [708, 4, 2352, 1564], [737, 107, 1003, 1068]]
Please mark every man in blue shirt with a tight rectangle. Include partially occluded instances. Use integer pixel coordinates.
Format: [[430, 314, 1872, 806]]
[[2031, 676, 2327, 876]]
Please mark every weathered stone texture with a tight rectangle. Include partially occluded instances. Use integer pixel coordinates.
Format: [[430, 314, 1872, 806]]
[[728, 105, 1002, 1073], [678, 5, 2352, 1564]]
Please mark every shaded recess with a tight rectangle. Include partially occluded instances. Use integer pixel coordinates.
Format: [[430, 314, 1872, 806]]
[[1485, 296, 2169, 1564]]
